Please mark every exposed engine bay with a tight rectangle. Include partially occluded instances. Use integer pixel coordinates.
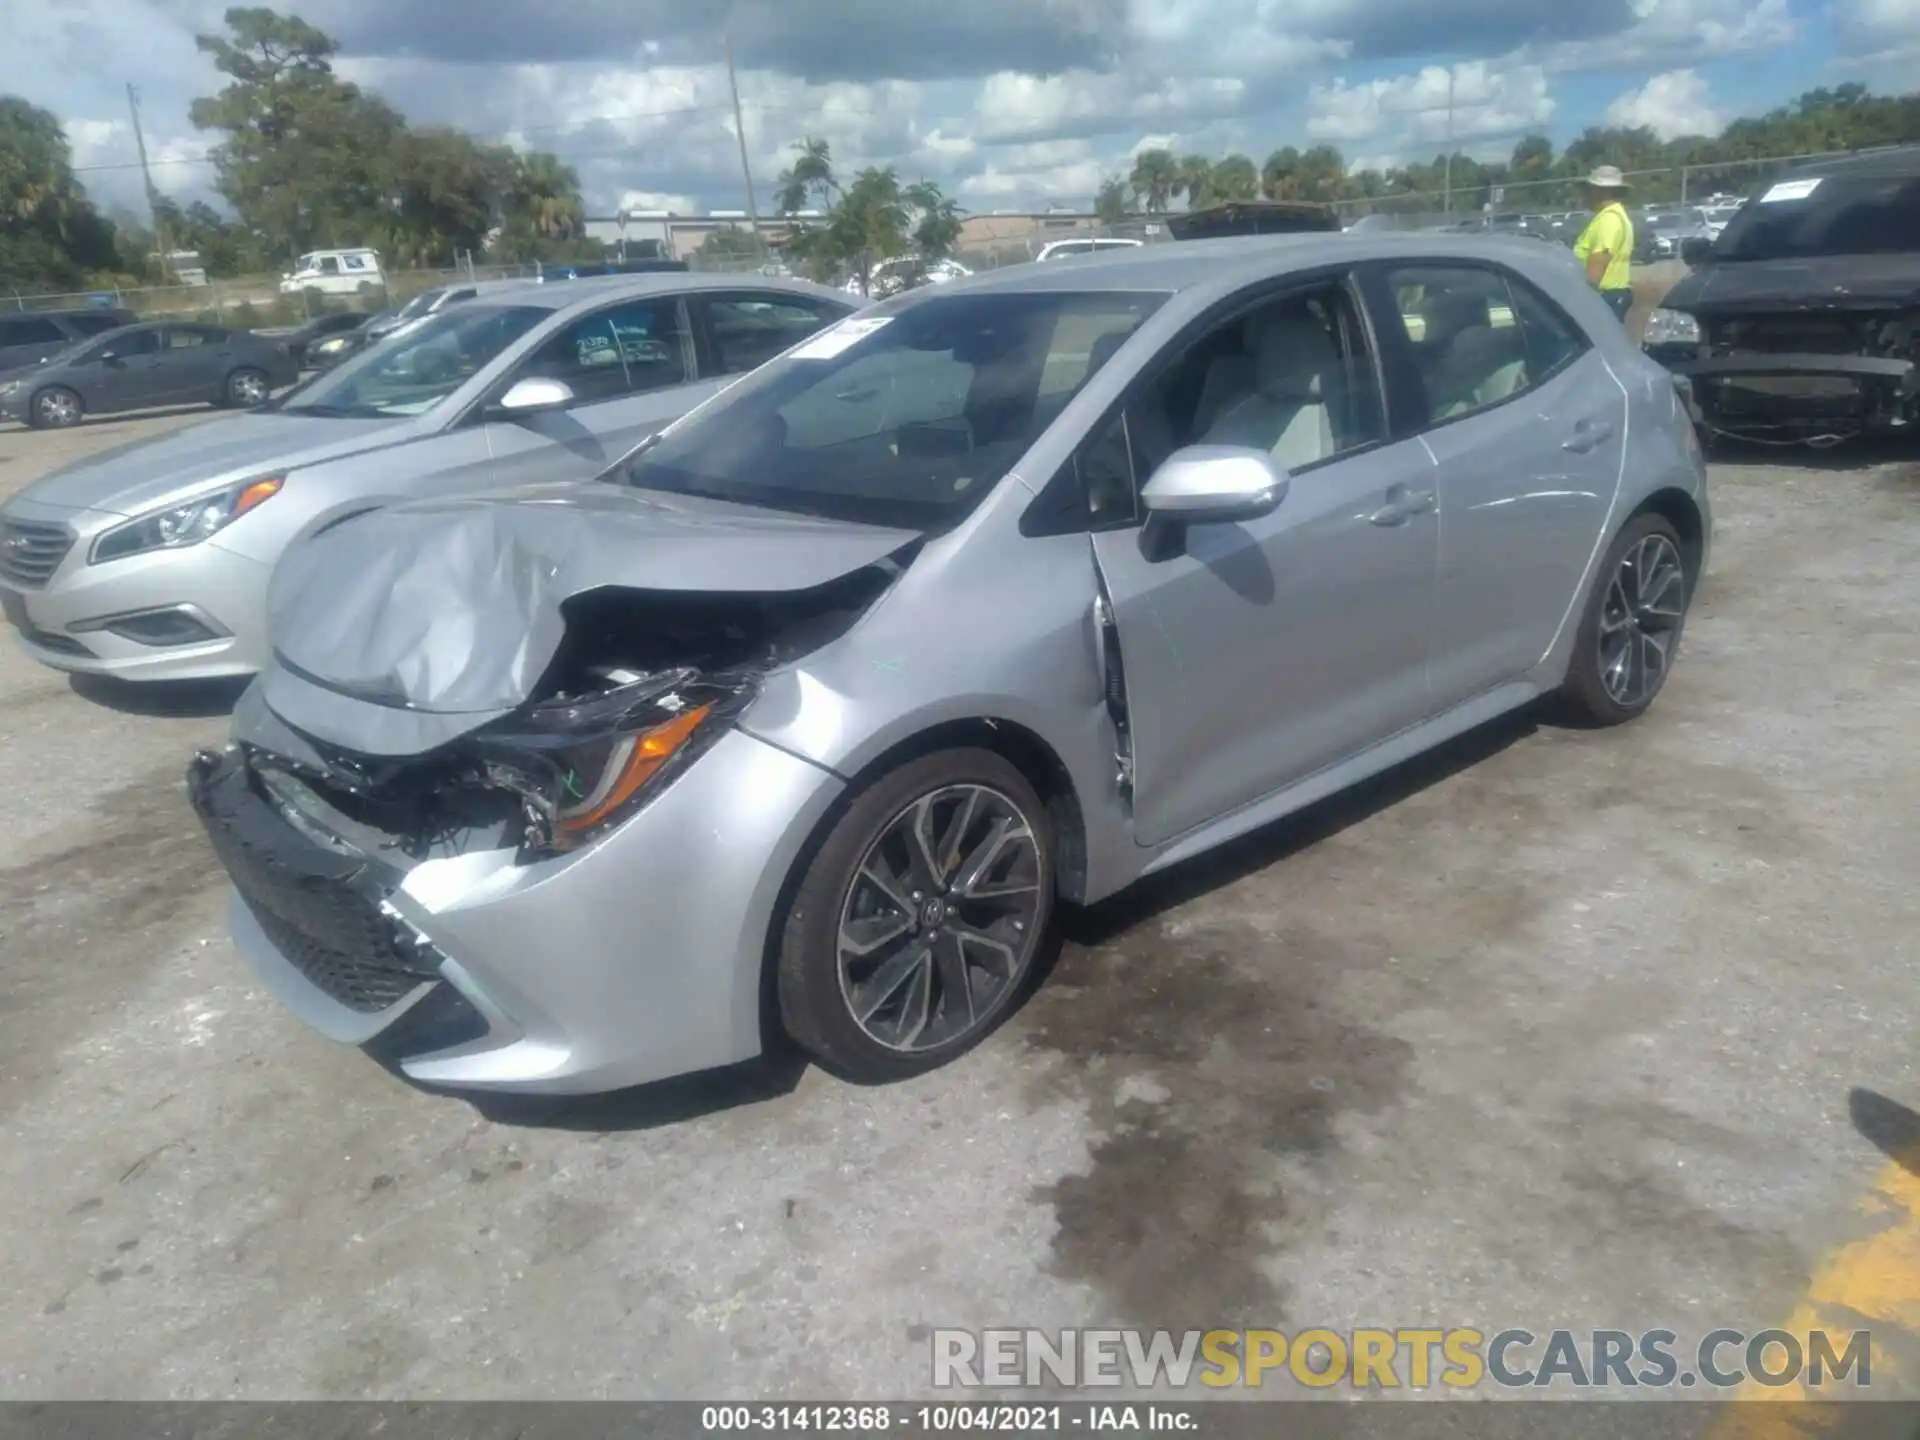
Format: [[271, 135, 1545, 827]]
[[1683, 308, 1920, 443], [226, 564, 903, 872]]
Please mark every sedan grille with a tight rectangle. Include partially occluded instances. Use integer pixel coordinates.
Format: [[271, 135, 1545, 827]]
[[188, 749, 441, 1014], [0, 518, 74, 588]]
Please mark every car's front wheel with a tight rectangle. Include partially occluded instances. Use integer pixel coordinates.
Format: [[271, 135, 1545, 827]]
[[777, 748, 1053, 1082], [1558, 511, 1693, 725], [29, 386, 82, 430], [223, 367, 269, 408]]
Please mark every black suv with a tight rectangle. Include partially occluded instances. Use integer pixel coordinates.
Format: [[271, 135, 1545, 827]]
[[1644, 145, 1920, 443], [0, 307, 140, 373]]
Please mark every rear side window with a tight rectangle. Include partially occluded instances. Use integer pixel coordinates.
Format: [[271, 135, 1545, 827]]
[[0, 317, 65, 346], [166, 326, 226, 348], [705, 294, 846, 375], [1377, 264, 1590, 426]]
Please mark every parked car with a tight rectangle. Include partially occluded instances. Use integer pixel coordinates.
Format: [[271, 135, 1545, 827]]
[[302, 313, 384, 370], [279, 311, 371, 369], [188, 232, 1709, 1096], [0, 275, 859, 681], [0, 307, 139, 373], [0, 321, 298, 430], [280, 248, 385, 297], [1166, 200, 1340, 238], [536, 259, 691, 280], [1644, 145, 1920, 443], [854, 256, 972, 298], [1036, 238, 1144, 262]]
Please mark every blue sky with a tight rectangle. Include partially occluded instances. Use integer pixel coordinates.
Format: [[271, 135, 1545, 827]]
[[4, 0, 1916, 218]]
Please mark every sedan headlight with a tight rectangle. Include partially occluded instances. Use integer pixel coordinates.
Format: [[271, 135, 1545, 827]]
[[313, 336, 352, 355], [471, 668, 758, 855], [1643, 308, 1702, 346], [0, 379, 20, 398], [91, 475, 284, 564]]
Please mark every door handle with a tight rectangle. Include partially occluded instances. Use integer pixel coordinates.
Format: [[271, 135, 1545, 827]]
[[1562, 419, 1615, 453], [1368, 484, 1434, 526]]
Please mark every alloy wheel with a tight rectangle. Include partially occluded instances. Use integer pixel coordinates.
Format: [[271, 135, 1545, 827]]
[[836, 784, 1044, 1054], [1597, 532, 1686, 707], [229, 370, 268, 405], [36, 390, 77, 427]]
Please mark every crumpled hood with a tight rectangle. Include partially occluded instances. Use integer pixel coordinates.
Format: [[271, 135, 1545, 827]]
[[8, 411, 412, 518], [1664, 255, 1920, 316], [260, 480, 918, 749]]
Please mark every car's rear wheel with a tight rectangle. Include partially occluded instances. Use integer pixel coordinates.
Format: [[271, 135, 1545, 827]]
[[1558, 511, 1692, 725], [224, 367, 269, 408], [777, 748, 1053, 1082], [29, 386, 82, 430]]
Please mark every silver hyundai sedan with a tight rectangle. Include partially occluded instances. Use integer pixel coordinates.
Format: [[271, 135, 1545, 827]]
[[191, 233, 1710, 1095], [0, 274, 857, 681]]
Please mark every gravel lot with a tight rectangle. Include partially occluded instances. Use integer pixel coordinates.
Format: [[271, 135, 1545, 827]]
[[1, 406, 1916, 1401]]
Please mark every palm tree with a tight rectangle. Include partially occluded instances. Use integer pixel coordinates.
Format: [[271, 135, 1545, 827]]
[[1128, 148, 1179, 214], [906, 180, 963, 259], [775, 137, 838, 215], [512, 151, 584, 239], [1177, 153, 1215, 209]]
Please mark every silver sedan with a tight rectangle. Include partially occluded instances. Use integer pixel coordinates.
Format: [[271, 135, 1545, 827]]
[[0, 274, 858, 682], [194, 232, 1710, 1094]]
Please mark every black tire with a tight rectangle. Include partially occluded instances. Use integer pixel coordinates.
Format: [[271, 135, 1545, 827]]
[[223, 367, 269, 408], [28, 386, 82, 430], [777, 748, 1054, 1083], [1558, 511, 1692, 726]]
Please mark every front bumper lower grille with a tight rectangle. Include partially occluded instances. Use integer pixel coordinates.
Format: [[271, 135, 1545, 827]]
[[0, 518, 74, 588], [188, 748, 441, 1013]]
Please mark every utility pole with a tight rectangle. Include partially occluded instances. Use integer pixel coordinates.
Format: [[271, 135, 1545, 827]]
[[1441, 67, 1456, 217], [725, 33, 765, 256], [126, 83, 169, 282]]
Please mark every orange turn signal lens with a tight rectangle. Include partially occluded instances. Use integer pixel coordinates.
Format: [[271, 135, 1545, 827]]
[[234, 476, 284, 517], [552, 703, 713, 845]]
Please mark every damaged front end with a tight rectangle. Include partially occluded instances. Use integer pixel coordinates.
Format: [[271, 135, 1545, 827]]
[[1651, 307, 1920, 445], [186, 487, 917, 1082]]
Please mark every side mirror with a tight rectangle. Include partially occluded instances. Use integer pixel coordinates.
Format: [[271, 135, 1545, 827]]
[[98, 349, 121, 364], [1141, 445, 1289, 522], [1680, 237, 1713, 267], [494, 376, 575, 415]]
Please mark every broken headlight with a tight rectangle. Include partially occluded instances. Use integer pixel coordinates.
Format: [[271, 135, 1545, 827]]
[[471, 668, 757, 856]]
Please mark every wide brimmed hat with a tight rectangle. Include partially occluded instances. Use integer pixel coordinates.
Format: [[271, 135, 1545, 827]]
[[1583, 165, 1630, 190]]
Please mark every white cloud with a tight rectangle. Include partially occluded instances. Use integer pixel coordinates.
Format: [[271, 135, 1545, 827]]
[[1604, 69, 1726, 140], [1306, 61, 1554, 148], [615, 190, 700, 215], [1532, 0, 1796, 72], [1831, 0, 1920, 79]]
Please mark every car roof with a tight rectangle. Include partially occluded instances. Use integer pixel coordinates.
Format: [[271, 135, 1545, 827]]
[[882, 231, 1590, 308], [455, 270, 858, 318], [1773, 145, 1920, 183]]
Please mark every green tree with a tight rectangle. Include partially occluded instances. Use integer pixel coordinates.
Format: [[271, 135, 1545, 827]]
[[1261, 146, 1302, 200], [0, 95, 121, 290], [1094, 174, 1133, 224], [189, 7, 407, 258], [1176, 153, 1215, 208], [1294, 145, 1347, 202], [775, 136, 839, 215], [1209, 154, 1259, 203], [907, 179, 963, 259], [1128, 147, 1179, 213]]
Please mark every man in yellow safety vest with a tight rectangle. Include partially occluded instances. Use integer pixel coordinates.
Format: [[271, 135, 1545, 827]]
[[1572, 165, 1636, 322]]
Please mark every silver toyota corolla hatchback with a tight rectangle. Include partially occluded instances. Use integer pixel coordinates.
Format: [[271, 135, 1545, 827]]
[[191, 233, 1710, 1095], [0, 274, 856, 681]]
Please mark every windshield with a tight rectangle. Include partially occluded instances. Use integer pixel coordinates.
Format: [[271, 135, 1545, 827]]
[[1713, 175, 1920, 262], [279, 303, 547, 418], [617, 289, 1165, 528]]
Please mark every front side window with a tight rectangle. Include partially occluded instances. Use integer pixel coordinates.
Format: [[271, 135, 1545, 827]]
[[67, 314, 127, 337], [1069, 280, 1387, 527], [706, 295, 847, 374], [99, 329, 162, 359], [165, 327, 222, 349], [280, 304, 548, 418], [619, 290, 1165, 529], [519, 299, 692, 404]]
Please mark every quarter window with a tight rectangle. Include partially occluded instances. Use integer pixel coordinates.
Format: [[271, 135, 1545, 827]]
[[522, 299, 693, 404], [1380, 264, 1590, 425]]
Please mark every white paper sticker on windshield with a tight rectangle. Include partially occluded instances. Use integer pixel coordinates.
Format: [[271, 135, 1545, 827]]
[[1760, 178, 1822, 203], [790, 316, 892, 360]]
